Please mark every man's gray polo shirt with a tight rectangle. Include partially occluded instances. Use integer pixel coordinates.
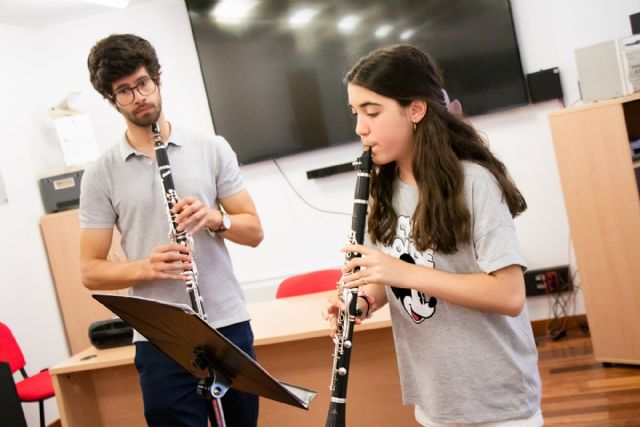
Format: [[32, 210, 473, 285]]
[[79, 124, 251, 338]]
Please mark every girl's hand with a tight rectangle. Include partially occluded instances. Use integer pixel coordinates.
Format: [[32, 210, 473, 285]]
[[340, 244, 412, 289], [322, 292, 363, 338]]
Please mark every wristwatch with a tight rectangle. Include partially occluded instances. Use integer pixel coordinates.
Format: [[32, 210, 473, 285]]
[[216, 212, 231, 232]]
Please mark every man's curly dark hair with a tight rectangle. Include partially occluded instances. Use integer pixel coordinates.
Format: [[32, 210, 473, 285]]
[[87, 34, 161, 101]]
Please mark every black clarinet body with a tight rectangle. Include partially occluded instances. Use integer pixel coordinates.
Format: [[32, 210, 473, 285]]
[[326, 148, 372, 427], [151, 123, 207, 319]]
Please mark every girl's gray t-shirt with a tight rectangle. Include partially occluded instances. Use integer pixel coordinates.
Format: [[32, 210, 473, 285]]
[[379, 161, 541, 423]]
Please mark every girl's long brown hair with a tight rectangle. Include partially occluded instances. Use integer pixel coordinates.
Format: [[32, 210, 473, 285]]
[[345, 45, 527, 254]]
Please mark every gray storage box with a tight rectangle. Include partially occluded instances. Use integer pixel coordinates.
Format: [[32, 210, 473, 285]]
[[39, 169, 84, 213]]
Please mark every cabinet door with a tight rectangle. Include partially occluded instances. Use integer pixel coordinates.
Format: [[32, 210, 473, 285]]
[[549, 102, 640, 364], [40, 210, 126, 354]]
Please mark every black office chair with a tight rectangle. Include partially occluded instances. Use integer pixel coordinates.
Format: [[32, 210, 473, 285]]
[[0, 361, 28, 427]]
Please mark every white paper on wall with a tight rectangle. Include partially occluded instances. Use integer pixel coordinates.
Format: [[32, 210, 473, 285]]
[[53, 113, 100, 166]]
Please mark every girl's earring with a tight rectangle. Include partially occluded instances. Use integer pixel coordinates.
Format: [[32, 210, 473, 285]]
[[413, 122, 417, 132]]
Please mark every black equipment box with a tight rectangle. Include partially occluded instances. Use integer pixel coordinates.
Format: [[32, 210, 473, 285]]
[[524, 265, 571, 297], [88, 318, 133, 349], [527, 68, 563, 104], [39, 169, 83, 213]]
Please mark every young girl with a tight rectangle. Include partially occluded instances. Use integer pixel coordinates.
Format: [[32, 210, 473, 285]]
[[324, 45, 543, 426]]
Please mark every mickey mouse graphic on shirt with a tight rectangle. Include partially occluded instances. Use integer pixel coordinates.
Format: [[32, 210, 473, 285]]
[[386, 215, 437, 323]]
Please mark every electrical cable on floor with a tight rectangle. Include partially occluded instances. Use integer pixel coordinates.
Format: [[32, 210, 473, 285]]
[[546, 273, 572, 340], [546, 238, 585, 340]]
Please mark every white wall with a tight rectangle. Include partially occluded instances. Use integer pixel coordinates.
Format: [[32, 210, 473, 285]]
[[2, 1, 638, 423], [0, 24, 67, 426]]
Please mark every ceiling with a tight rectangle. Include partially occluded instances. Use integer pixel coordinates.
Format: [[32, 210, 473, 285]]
[[0, 0, 148, 28]]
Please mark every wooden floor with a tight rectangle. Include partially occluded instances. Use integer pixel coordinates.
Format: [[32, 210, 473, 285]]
[[537, 329, 640, 426]]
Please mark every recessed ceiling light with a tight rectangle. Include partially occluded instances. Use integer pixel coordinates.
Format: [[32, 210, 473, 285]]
[[288, 8, 319, 28], [400, 29, 415, 40], [375, 24, 393, 39], [211, 0, 259, 25], [337, 15, 360, 34]]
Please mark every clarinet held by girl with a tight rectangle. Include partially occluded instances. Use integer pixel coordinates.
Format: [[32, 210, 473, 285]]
[[326, 148, 372, 427]]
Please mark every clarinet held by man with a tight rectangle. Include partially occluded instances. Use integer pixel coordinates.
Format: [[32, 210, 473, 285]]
[[152, 122, 207, 319]]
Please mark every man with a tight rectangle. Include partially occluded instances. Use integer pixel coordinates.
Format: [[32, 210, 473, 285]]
[[80, 33, 263, 427]]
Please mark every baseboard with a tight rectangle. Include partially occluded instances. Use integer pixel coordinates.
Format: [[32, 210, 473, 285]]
[[531, 314, 588, 338]]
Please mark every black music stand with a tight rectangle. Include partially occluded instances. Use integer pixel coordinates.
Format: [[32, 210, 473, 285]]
[[93, 294, 316, 426]]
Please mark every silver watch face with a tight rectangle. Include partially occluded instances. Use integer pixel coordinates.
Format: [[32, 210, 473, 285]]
[[222, 213, 231, 230]]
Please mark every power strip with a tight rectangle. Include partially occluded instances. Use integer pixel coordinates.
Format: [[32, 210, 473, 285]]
[[524, 265, 571, 296]]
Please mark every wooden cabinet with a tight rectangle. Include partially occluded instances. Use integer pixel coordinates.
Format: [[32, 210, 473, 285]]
[[40, 210, 125, 354], [549, 93, 640, 364]]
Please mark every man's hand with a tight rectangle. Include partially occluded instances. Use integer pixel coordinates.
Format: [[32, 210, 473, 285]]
[[172, 196, 222, 236], [141, 243, 192, 281]]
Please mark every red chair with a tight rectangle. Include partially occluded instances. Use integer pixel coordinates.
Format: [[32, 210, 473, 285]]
[[275, 269, 342, 298], [0, 322, 55, 427]]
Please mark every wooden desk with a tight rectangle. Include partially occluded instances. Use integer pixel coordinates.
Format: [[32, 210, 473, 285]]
[[50, 291, 414, 426], [51, 345, 143, 426]]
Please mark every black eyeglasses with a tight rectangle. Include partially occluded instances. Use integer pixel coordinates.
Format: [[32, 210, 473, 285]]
[[112, 77, 157, 106]]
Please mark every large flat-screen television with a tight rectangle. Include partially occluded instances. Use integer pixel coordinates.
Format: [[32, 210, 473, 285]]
[[185, 0, 528, 165]]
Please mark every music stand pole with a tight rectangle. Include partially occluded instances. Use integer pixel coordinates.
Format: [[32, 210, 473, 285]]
[[192, 345, 231, 426]]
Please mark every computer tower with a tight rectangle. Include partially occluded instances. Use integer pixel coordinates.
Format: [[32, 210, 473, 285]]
[[575, 38, 636, 102]]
